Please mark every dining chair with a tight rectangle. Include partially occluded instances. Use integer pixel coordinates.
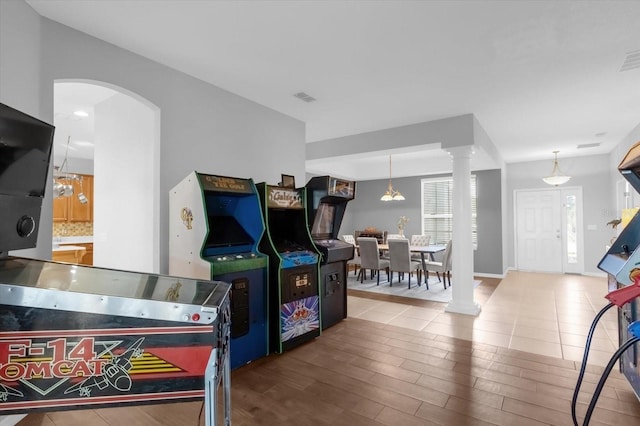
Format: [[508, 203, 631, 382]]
[[410, 234, 430, 246], [410, 234, 431, 262], [342, 234, 356, 245], [388, 238, 423, 289], [357, 237, 390, 285], [387, 234, 406, 240], [423, 240, 453, 288], [341, 234, 361, 277]]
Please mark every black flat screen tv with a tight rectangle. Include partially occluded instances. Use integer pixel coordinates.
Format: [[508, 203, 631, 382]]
[[0, 103, 55, 254], [0, 103, 54, 197]]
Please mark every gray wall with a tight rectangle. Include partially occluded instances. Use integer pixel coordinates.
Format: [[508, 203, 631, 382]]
[[506, 154, 611, 275], [340, 169, 503, 275], [1, 1, 305, 273], [0, 0, 50, 260]]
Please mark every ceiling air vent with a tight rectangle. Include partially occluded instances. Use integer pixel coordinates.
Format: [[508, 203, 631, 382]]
[[577, 143, 600, 149], [620, 50, 640, 72], [293, 92, 316, 103]]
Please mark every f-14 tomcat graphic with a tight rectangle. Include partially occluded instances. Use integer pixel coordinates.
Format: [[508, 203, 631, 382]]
[[65, 337, 145, 397], [0, 383, 23, 402]]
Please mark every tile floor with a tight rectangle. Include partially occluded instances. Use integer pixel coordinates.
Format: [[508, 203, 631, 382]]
[[348, 270, 619, 366]]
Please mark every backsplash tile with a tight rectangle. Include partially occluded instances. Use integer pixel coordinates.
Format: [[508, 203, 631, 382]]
[[53, 222, 93, 237]]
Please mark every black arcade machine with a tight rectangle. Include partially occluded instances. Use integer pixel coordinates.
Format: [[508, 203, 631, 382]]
[[306, 176, 356, 329], [169, 172, 268, 370], [256, 178, 321, 353]]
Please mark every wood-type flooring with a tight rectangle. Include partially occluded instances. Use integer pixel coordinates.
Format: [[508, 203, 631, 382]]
[[15, 275, 640, 425]]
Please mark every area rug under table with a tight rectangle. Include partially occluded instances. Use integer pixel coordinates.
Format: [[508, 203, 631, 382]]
[[346, 273, 481, 303]]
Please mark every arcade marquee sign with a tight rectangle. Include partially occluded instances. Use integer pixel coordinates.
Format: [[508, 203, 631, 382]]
[[267, 187, 303, 209], [0, 326, 214, 414]]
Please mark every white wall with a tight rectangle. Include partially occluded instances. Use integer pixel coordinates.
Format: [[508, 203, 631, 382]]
[[94, 93, 158, 273]]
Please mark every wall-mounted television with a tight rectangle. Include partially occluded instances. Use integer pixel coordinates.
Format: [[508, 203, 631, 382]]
[[0, 103, 55, 255]]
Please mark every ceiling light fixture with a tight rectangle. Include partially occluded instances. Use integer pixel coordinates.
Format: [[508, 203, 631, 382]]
[[380, 155, 405, 201], [542, 151, 571, 186], [52, 136, 86, 203], [73, 110, 89, 117]]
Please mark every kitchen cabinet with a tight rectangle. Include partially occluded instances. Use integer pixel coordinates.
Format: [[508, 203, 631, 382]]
[[52, 245, 87, 264], [53, 174, 93, 222], [76, 242, 93, 265]]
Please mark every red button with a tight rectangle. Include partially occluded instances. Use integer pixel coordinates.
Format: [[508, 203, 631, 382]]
[[192, 313, 200, 321]]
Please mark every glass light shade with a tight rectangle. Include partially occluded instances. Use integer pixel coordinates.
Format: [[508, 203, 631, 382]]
[[392, 192, 405, 201], [380, 191, 393, 201], [542, 175, 571, 186], [542, 151, 571, 186]]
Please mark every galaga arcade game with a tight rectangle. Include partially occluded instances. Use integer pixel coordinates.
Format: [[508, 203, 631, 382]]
[[256, 182, 321, 353], [0, 103, 232, 426], [170, 172, 268, 370], [305, 176, 356, 330], [598, 141, 640, 399]]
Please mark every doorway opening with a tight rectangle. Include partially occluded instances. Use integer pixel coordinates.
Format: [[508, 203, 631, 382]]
[[514, 187, 584, 274], [52, 80, 160, 273]]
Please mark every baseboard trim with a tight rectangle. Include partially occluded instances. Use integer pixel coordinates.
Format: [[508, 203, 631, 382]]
[[473, 272, 505, 279]]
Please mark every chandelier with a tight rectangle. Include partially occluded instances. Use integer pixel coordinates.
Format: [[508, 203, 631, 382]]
[[542, 151, 571, 186], [380, 155, 405, 201], [53, 136, 87, 203]]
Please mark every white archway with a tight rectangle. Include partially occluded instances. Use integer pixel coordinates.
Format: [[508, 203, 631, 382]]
[[53, 79, 160, 273]]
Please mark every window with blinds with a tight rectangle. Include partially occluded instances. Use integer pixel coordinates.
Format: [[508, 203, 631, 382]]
[[421, 176, 477, 247]]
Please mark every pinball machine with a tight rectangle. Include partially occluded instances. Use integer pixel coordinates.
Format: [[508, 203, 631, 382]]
[[0, 103, 232, 425], [169, 172, 269, 370], [256, 182, 321, 353], [305, 176, 356, 330]]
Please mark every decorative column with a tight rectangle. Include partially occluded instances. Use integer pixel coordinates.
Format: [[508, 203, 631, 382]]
[[445, 145, 481, 316]]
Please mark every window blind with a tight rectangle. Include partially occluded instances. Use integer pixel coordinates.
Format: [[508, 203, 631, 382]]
[[421, 175, 477, 247]]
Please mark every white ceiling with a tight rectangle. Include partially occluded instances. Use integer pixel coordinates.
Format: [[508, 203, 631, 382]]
[[53, 83, 116, 161], [28, 0, 640, 180]]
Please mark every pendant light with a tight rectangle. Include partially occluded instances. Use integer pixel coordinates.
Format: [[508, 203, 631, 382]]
[[53, 136, 86, 202], [542, 151, 571, 186], [380, 155, 405, 201]]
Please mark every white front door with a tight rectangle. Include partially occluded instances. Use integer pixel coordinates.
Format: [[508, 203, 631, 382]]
[[515, 190, 563, 272], [515, 188, 584, 274]]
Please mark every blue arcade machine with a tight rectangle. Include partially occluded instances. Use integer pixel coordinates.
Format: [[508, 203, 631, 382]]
[[256, 181, 321, 353], [169, 172, 269, 370]]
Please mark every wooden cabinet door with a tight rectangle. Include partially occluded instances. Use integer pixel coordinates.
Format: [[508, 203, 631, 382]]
[[69, 175, 93, 222], [52, 193, 68, 222]]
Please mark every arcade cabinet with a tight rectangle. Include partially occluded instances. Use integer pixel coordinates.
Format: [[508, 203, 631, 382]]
[[0, 104, 232, 425], [598, 141, 640, 399], [169, 172, 269, 370], [306, 176, 356, 329], [256, 181, 321, 353]]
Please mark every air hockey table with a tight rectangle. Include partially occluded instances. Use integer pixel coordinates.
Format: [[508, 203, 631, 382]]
[[0, 256, 231, 426]]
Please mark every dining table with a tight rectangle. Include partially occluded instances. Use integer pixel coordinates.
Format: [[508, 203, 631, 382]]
[[377, 243, 447, 284]]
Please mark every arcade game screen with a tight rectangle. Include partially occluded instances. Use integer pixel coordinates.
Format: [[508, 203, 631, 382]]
[[311, 203, 335, 237], [267, 209, 310, 253], [205, 215, 254, 249]]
